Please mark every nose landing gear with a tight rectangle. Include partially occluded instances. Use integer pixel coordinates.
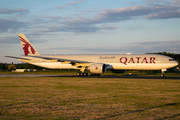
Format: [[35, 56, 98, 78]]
[[161, 69, 167, 77]]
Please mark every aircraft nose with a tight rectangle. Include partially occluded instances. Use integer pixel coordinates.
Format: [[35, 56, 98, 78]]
[[175, 61, 179, 66]]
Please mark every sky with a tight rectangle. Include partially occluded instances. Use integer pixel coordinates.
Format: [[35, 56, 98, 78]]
[[0, 0, 180, 63]]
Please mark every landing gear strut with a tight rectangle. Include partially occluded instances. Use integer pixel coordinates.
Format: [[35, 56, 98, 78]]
[[77, 67, 89, 76], [161, 69, 167, 77]]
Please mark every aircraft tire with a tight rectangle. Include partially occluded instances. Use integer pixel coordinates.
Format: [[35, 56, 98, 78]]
[[77, 73, 81, 76], [77, 73, 88, 76]]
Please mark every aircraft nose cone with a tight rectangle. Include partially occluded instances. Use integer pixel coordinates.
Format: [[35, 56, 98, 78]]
[[176, 62, 179, 65], [174, 60, 179, 67]]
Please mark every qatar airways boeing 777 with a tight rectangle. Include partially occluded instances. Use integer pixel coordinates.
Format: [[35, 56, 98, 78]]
[[5, 33, 178, 77]]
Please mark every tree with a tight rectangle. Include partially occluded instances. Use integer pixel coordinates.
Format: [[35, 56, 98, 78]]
[[8, 64, 16, 71], [0, 63, 6, 70]]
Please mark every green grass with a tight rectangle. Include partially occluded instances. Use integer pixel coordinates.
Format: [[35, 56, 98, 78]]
[[0, 77, 180, 119]]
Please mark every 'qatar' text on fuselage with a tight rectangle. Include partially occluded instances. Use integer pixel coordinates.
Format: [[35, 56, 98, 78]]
[[120, 57, 156, 65]]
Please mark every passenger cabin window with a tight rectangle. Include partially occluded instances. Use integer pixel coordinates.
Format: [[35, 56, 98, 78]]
[[169, 59, 175, 61]]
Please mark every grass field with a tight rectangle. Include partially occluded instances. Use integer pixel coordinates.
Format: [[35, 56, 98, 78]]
[[0, 77, 180, 119]]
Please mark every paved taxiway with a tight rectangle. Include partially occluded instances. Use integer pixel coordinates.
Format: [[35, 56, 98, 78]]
[[0, 74, 180, 79]]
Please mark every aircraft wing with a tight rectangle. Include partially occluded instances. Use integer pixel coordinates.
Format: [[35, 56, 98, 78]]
[[4, 55, 92, 67], [4, 55, 30, 60], [27, 55, 92, 67], [28, 55, 91, 63]]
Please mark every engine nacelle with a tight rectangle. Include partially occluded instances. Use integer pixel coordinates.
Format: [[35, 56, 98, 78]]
[[88, 63, 106, 74]]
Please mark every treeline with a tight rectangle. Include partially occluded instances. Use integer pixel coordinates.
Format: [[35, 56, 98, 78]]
[[0, 63, 44, 71], [147, 52, 180, 60]]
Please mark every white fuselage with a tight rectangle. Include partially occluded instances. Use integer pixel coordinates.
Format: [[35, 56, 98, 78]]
[[19, 54, 178, 70]]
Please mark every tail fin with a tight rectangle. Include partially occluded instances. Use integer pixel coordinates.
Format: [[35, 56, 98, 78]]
[[19, 33, 40, 56]]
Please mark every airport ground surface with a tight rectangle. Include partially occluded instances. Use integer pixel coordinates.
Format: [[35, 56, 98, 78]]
[[0, 75, 180, 119], [0, 74, 180, 79]]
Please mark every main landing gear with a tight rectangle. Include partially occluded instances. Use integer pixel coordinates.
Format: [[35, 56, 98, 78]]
[[77, 72, 101, 76], [77, 72, 88, 76], [77, 67, 89, 76], [78, 68, 101, 76]]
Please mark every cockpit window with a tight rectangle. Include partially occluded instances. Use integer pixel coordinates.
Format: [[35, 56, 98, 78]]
[[169, 59, 175, 61]]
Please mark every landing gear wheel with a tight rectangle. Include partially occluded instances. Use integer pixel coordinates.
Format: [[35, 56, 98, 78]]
[[77, 73, 79, 76], [90, 73, 94, 76], [77, 73, 88, 76], [77, 72, 81, 76], [161, 74, 164, 77]]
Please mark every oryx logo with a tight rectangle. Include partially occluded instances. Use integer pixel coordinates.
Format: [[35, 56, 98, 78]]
[[95, 66, 98, 70], [19, 36, 35, 56]]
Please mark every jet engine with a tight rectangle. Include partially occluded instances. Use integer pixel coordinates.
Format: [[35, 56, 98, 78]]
[[87, 63, 106, 74]]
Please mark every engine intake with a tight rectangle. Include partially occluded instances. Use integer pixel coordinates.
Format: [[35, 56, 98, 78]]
[[88, 63, 106, 74]]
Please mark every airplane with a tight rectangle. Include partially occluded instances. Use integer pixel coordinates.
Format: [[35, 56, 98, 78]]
[[4, 33, 178, 77]]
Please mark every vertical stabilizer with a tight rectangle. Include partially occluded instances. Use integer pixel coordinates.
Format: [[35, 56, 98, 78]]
[[19, 33, 40, 56]]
